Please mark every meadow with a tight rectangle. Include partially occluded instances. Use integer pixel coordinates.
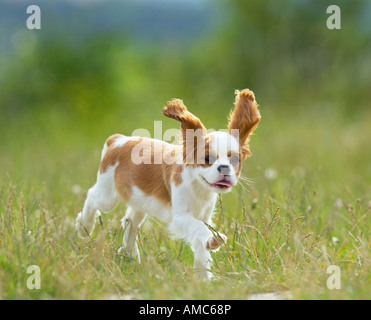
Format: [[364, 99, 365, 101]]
[[1, 98, 370, 299], [0, 0, 370, 300]]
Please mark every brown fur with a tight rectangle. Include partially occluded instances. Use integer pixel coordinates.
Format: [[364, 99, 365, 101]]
[[228, 89, 261, 159], [172, 164, 183, 186], [100, 136, 182, 205], [226, 150, 242, 177]]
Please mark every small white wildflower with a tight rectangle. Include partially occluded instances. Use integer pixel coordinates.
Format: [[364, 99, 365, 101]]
[[334, 199, 343, 209], [332, 237, 340, 245], [72, 184, 82, 195], [264, 168, 277, 180]]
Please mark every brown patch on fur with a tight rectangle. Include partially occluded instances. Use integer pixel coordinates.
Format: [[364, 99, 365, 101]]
[[194, 135, 214, 168], [105, 134, 124, 148], [100, 137, 182, 205], [235, 156, 243, 178], [228, 89, 261, 160], [172, 164, 183, 186], [227, 151, 241, 176]]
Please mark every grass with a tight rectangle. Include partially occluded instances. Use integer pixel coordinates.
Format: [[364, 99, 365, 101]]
[[0, 104, 370, 300]]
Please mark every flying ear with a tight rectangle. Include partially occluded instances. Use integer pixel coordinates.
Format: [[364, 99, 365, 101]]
[[228, 89, 261, 158], [163, 99, 206, 164], [163, 99, 206, 133]]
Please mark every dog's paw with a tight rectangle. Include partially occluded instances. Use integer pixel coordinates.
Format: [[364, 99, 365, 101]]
[[195, 270, 214, 281], [118, 246, 141, 263], [206, 233, 227, 251]]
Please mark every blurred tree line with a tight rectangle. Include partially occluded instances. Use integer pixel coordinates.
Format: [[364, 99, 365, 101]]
[[0, 0, 370, 140]]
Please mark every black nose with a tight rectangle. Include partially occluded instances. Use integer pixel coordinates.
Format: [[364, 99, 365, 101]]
[[217, 165, 230, 175]]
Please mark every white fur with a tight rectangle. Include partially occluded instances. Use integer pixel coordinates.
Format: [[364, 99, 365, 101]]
[[128, 186, 172, 223], [76, 163, 120, 238], [112, 135, 131, 148]]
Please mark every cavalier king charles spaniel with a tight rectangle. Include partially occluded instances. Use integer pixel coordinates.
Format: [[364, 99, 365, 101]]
[[76, 89, 261, 280]]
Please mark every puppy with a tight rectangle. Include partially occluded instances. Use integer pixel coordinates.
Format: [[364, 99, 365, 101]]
[[76, 89, 261, 279]]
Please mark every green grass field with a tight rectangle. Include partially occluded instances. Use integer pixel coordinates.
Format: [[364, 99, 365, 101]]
[[1, 102, 370, 300]]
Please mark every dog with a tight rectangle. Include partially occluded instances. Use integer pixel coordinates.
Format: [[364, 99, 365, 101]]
[[76, 89, 261, 279]]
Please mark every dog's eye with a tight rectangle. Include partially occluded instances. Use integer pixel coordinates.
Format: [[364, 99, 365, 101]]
[[205, 156, 215, 164], [231, 155, 239, 165]]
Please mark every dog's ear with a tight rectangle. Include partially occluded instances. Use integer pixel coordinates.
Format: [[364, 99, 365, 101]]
[[163, 99, 206, 133], [228, 89, 261, 159], [163, 99, 206, 164]]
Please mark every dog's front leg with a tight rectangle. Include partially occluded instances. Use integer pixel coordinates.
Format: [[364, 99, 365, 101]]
[[192, 240, 213, 280], [169, 214, 218, 280]]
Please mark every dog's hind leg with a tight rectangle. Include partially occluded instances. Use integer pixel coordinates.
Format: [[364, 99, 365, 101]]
[[76, 165, 120, 238], [119, 207, 146, 263]]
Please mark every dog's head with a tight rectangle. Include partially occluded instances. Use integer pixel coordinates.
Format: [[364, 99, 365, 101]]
[[163, 89, 261, 194]]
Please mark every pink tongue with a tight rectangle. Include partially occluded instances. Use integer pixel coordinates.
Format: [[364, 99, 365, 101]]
[[215, 181, 232, 187]]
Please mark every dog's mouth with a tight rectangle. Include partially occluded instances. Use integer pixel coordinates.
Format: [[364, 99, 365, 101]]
[[203, 177, 233, 190]]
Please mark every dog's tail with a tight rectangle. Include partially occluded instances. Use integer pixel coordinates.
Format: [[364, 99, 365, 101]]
[[101, 134, 124, 160]]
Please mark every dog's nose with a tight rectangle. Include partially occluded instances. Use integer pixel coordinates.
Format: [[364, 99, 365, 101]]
[[217, 165, 230, 175]]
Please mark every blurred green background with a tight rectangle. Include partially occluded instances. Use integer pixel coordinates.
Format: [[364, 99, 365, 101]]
[[1, 0, 370, 189], [0, 0, 370, 300], [0, 0, 370, 211]]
